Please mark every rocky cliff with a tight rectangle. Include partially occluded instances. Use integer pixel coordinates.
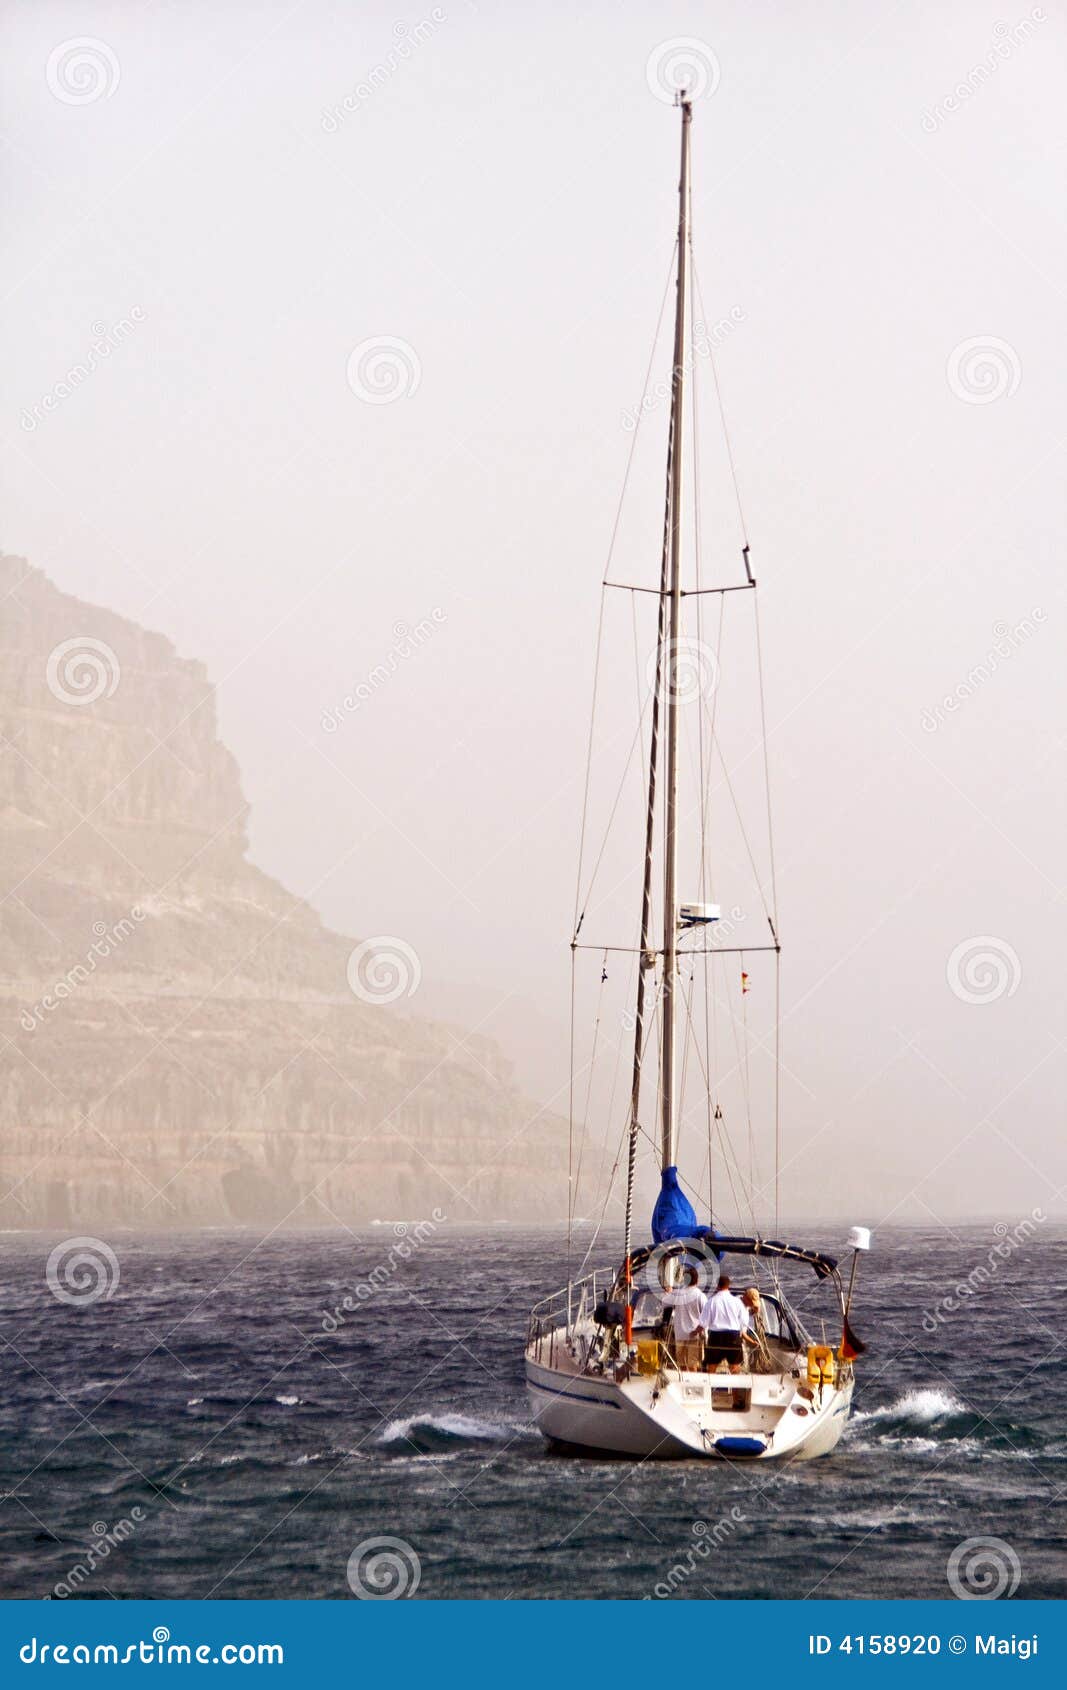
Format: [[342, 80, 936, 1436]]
[[0, 554, 567, 1228]]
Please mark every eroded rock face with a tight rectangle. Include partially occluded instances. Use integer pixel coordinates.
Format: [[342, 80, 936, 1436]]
[[0, 555, 567, 1228]]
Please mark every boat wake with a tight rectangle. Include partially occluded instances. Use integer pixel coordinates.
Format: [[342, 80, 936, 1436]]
[[376, 1411, 537, 1455]]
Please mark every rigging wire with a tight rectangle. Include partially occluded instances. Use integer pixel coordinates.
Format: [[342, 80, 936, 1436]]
[[630, 1103, 723, 1222], [573, 1111, 630, 1281], [754, 593, 783, 1235], [572, 244, 678, 938], [690, 234, 716, 1226], [693, 255, 782, 1235], [708, 736, 774, 927], [571, 949, 610, 1216], [623, 630, 666, 1260], [573, 701, 652, 931], [573, 995, 659, 1282], [588, 945, 638, 1217], [741, 950, 754, 1195], [567, 949, 576, 1274], [773, 956, 782, 1240], [572, 588, 606, 940], [693, 263, 749, 550], [622, 275, 680, 1265], [754, 601, 780, 929], [568, 245, 678, 1265], [677, 959, 697, 1155], [678, 970, 757, 1233]]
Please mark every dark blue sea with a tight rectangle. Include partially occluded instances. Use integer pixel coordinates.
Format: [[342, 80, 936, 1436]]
[[0, 1225, 1063, 1601]]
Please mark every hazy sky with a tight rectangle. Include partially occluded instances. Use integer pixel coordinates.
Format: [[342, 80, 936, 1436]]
[[3, 0, 1064, 1222]]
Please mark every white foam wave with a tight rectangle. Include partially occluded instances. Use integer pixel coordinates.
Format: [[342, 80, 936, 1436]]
[[853, 1386, 966, 1426], [377, 1410, 531, 1447], [818, 1500, 951, 1530]]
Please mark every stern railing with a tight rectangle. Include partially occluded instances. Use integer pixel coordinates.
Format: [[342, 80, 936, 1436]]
[[526, 1268, 617, 1364]]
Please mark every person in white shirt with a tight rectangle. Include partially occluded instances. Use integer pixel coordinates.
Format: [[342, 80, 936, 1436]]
[[699, 1273, 750, 1372], [662, 1267, 706, 1341]]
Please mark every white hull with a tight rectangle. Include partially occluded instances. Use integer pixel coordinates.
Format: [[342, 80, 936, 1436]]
[[526, 1343, 853, 1461]]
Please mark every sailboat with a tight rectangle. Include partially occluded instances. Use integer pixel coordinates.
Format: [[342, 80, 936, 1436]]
[[524, 96, 870, 1461]]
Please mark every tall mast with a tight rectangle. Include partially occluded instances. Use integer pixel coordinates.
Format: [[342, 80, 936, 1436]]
[[622, 379, 674, 1265], [660, 96, 691, 1173]]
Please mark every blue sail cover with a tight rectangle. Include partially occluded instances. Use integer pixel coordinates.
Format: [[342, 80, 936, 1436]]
[[651, 1166, 699, 1243]]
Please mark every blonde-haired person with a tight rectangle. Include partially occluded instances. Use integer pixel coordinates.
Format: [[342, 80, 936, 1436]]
[[740, 1285, 770, 1370]]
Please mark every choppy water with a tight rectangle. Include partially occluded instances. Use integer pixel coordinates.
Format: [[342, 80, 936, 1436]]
[[0, 1225, 1063, 1600]]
